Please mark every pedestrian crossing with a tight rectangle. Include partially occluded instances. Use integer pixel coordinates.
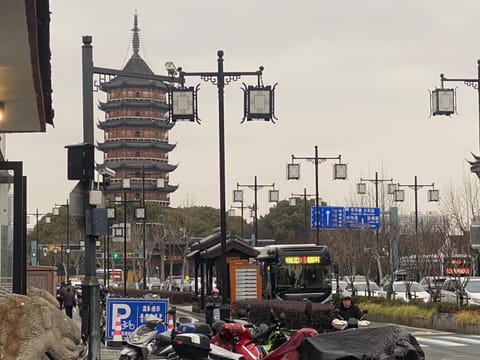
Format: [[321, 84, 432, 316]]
[[411, 330, 480, 348]]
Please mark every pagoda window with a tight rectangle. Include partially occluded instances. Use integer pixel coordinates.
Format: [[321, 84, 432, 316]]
[[135, 193, 140, 200], [135, 171, 141, 177], [136, 91, 141, 98], [135, 151, 140, 157], [135, 131, 141, 137], [135, 111, 140, 117]]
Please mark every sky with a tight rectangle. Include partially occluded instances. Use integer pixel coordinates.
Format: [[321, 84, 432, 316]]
[[6, 0, 480, 221]]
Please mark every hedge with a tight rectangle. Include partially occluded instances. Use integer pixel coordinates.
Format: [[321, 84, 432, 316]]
[[108, 288, 196, 304], [233, 299, 334, 332]]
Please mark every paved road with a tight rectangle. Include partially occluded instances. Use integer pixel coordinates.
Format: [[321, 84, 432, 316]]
[[84, 308, 480, 360], [407, 328, 480, 360]]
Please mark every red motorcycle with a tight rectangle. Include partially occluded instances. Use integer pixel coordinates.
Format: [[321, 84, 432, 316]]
[[211, 322, 262, 360]]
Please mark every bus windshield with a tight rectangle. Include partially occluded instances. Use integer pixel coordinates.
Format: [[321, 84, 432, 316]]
[[257, 244, 332, 303], [275, 263, 327, 288]]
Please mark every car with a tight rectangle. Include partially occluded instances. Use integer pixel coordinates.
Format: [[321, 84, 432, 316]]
[[342, 281, 381, 297], [379, 281, 431, 302], [332, 280, 348, 295], [191, 276, 217, 293], [419, 276, 447, 301], [164, 276, 193, 291], [440, 277, 480, 305], [69, 278, 82, 288], [147, 277, 161, 290]]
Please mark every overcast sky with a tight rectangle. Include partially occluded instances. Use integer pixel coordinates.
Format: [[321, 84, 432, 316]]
[[7, 0, 480, 221]]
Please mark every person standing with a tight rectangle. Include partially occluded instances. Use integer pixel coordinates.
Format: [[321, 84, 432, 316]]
[[63, 284, 76, 318]]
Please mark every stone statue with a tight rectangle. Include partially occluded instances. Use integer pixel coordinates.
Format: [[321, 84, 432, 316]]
[[0, 287, 86, 360]]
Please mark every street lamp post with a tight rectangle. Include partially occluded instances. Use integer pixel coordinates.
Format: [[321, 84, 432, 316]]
[[116, 179, 146, 296], [235, 177, 279, 246], [229, 203, 252, 239], [105, 207, 116, 289], [430, 60, 480, 151], [168, 51, 277, 305], [79, 36, 175, 357], [53, 200, 70, 282], [27, 209, 51, 266], [393, 176, 440, 281], [356, 172, 394, 282], [289, 188, 315, 240], [287, 146, 347, 245]]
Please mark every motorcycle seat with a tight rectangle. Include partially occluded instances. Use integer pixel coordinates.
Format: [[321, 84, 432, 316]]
[[156, 333, 172, 344]]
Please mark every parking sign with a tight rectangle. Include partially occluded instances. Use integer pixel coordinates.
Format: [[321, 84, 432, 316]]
[[106, 297, 169, 341]]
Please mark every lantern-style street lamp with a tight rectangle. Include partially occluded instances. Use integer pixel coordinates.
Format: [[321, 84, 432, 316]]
[[393, 176, 439, 281], [168, 51, 277, 306], [287, 145, 347, 245], [235, 176, 279, 246]]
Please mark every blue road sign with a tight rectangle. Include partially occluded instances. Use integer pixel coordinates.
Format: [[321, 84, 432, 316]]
[[345, 207, 381, 230], [311, 206, 345, 229], [106, 297, 169, 341]]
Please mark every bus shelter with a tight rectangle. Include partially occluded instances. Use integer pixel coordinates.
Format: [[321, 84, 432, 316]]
[[187, 232, 259, 308]]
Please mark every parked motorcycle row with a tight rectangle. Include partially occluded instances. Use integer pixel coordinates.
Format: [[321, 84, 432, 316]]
[[117, 303, 424, 360], [118, 306, 298, 360]]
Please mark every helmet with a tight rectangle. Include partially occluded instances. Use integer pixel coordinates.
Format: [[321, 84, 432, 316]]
[[212, 288, 219, 295], [341, 294, 352, 301], [211, 320, 226, 335]]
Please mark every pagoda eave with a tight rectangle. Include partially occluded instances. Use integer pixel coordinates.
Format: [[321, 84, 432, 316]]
[[97, 118, 173, 130], [105, 182, 178, 193], [104, 160, 177, 172], [98, 100, 169, 111], [100, 77, 168, 91], [97, 140, 176, 152]]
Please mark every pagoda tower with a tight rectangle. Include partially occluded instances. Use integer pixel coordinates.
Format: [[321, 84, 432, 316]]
[[97, 12, 177, 205]]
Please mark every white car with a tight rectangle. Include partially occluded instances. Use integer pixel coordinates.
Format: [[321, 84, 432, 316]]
[[440, 277, 480, 305], [342, 281, 381, 297], [379, 281, 431, 303]]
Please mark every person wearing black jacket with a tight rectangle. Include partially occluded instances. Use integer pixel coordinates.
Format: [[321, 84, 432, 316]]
[[335, 295, 363, 320]]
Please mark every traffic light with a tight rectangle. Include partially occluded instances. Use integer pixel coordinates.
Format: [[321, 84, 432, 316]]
[[113, 253, 119, 259]]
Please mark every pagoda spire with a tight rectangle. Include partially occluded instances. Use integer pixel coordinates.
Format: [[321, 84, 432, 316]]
[[132, 9, 140, 56]]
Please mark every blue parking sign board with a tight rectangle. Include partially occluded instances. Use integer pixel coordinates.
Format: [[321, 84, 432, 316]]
[[311, 206, 345, 229], [345, 207, 381, 230], [106, 297, 169, 341]]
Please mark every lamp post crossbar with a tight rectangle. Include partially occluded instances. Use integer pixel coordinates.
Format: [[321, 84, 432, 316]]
[[236, 176, 276, 247]]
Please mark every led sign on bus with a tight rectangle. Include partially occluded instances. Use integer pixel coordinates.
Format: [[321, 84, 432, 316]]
[[285, 256, 320, 265]]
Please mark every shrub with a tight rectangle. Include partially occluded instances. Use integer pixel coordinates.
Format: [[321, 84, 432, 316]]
[[108, 288, 196, 304], [454, 311, 480, 326]]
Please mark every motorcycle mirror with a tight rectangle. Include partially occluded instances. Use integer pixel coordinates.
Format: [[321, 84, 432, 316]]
[[279, 312, 286, 320], [334, 308, 341, 314], [168, 306, 177, 315], [362, 309, 368, 314], [269, 308, 277, 322]]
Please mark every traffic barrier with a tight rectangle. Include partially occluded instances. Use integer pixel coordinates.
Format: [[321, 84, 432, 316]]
[[168, 313, 175, 331], [111, 311, 123, 346]]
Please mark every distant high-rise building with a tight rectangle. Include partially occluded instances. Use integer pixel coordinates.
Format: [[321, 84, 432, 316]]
[[97, 12, 177, 205]]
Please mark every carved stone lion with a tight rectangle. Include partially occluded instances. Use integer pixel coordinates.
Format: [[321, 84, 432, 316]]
[[0, 287, 84, 360]]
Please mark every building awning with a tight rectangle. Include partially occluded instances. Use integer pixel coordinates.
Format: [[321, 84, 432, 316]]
[[0, 0, 54, 132]]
